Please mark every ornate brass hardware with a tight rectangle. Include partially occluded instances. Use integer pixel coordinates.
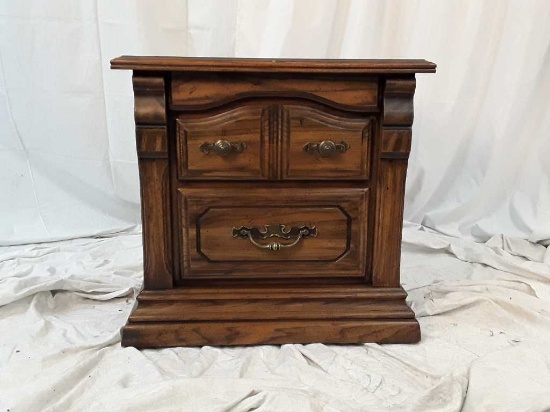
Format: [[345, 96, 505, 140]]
[[232, 224, 317, 251], [303, 140, 349, 157], [200, 139, 246, 157]]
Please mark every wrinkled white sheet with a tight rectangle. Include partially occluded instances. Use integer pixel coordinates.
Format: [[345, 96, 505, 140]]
[[1, 224, 549, 411]]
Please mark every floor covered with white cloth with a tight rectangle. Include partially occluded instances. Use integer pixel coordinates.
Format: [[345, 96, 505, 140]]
[[1, 224, 550, 412]]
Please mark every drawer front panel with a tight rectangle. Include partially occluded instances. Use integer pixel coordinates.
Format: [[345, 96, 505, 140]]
[[282, 106, 373, 180], [178, 188, 369, 279], [201, 207, 346, 261], [171, 73, 379, 112], [176, 105, 270, 179]]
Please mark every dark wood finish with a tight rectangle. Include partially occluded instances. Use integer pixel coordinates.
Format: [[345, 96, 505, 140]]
[[176, 104, 271, 179], [112, 57, 435, 347], [136, 126, 168, 159], [133, 76, 166, 124], [123, 320, 420, 347], [171, 73, 379, 111], [372, 160, 409, 287], [282, 105, 372, 180], [381, 128, 412, 158], [133, 74, 172, 289], [111, 56, 436, 74], [382, 78, 416, 125], [178, 187, 368, 279], [372, 78, 416, 287], [124, 284, 419, 347]]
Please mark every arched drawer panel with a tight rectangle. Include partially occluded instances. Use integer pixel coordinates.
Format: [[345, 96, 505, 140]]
[[175, 104, 271, 180], [170, 73, 379, 112], [281, 106, 373, 180]]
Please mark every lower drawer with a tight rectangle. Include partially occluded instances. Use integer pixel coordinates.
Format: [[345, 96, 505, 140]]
[[178, 187, 369, 279]]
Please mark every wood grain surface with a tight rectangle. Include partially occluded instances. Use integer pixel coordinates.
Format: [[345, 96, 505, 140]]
[[178, 187, 368, 279], [171, 73, 379, 111], [112, 56, 436, 74], [123, 320, 420, 347], [282, 105, 373, 180], [115, 57, 434, 347], [372, 77, 416, 287], [133, 74, 172, 289], [176, 104, 271, 179]]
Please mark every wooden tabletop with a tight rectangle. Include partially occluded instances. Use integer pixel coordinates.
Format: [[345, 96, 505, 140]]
[[110, 56, 436, 74]]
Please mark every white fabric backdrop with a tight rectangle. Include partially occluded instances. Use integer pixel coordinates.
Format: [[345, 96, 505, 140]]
[[1, 0, 550, 245]]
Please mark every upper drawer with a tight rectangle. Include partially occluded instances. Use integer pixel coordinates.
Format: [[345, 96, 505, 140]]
[[282, 106, 374, 180], [170, 73, 379, 112], [175, 104, 270, 180]]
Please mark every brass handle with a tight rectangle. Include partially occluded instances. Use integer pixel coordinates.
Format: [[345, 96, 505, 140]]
[[232, 224, 317, 251], [304, 140, 349, 157], [200, 139, 246, 157]]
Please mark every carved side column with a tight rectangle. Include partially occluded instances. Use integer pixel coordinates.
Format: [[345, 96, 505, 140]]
[[372, 77, 416, 287], [133, 73, 173, 289]]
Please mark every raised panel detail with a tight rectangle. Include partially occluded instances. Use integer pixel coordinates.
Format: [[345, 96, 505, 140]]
[[176, 105, 271, 179], [282, 106, 373, 180], [178, 187, 369, 279], [198, 206, 349, 261]]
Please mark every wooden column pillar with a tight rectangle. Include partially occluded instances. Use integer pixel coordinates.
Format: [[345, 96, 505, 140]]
[[372, 77, 416, 287], [133, 73, 173, 289]]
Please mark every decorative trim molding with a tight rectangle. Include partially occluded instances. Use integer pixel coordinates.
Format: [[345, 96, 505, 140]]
[[133, 74, 173, 289]]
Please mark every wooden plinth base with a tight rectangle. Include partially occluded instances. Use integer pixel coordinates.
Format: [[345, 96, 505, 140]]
[[121, 284, 420, 348]]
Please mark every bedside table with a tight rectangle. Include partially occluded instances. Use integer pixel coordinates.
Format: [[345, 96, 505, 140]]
[[110, 56, 436, 347]]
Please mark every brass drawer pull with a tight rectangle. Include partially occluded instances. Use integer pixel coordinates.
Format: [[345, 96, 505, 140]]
[[232, 224, 317, 251], [304, 140, 349, 157], [200, 139, 246, 157]]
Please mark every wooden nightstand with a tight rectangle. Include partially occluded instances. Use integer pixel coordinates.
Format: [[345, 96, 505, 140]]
[[110, 56, 436, 347]]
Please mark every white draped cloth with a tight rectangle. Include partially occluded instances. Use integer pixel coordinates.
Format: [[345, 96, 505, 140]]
[[1, 225, 549, 411]]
